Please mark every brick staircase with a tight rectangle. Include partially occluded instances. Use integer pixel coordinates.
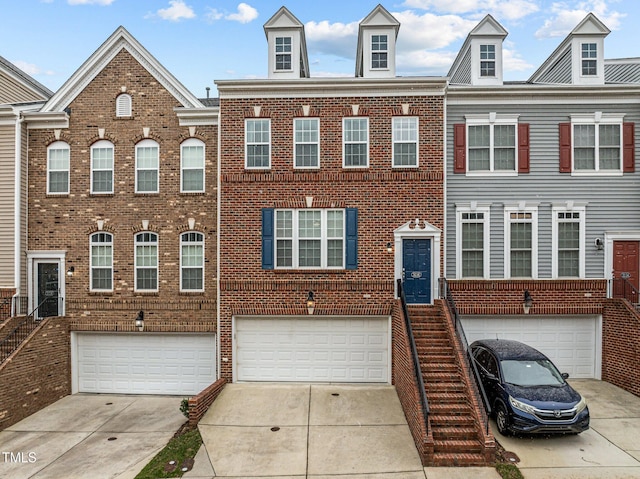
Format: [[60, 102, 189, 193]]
[[408, 304, 491, 466]]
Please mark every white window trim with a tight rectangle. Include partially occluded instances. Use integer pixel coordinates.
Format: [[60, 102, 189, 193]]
[[392, 117, 419, 168], [180, 138, 205, 193], [47, 140, 70, 195], [571, 112, 624, 176], [342, 117, 369, 168], [465, 113, 519, 176], [90, 140, 114, 195], [580, 42, 598, 77], [89, 232, 113, 292], [134, 232, 159, 292], [275, 209, 345, 270], [456, 204, 490, 279], [245, 118, 271, 170], [180, 231, 205, 292], [274, 36, 293, 72], [504, 204, 538, 279], [479, 44, 496, 78], [293, 118, 320, 169], [371, 33, 389, 71], [116, 93, 132, 117], [135, 139, 159, 193], [552, 203, 586, 279]]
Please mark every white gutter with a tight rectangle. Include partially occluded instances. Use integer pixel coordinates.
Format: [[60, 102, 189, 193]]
[[216, 105, 222, 380], [12, 111, 22, 315]]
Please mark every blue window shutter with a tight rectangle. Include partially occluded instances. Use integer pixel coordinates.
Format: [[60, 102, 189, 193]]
[[345, 208, 358, 270], [262, 208, 274, 269]]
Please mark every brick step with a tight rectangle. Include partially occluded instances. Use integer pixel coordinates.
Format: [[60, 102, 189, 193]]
[[431, 426, 479, 441], [430, 452, 488, 467], [412, 330, 449, 340], [433, 439, 483, 454], [420, 362, 458, 374], [424, 371, 463, 383], [430, 414, 476, 428], [426, 382, 466, 393], [429, 403, 473, 416], [427, 392, 468, 404], [417, 347, 454, 356], [418, 349, 456, 360]]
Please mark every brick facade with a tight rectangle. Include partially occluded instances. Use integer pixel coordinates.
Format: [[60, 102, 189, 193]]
[[602, 299, 640, 397], [27, 49, 218, 333], [217, 87, 445, 379]]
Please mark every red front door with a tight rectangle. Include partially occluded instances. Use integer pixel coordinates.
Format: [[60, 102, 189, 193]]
[[613, 241, 640, 298]]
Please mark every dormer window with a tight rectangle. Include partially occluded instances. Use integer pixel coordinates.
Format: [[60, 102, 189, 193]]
[[480, 44, 496, 77], [275, 37, 292, 71], [116, 93, 132, 117], [371, 35, 388, 69], [581, 43, 597, 76]]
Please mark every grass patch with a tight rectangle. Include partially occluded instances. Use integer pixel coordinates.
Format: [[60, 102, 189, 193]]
[[134, 425, 202, 479], [495, 463, 525, 479]]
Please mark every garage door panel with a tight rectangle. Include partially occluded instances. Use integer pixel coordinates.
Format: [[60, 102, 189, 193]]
[[76, 333, 216, 395], [236, 317, 389, 383], [461, 316, 597, 379]]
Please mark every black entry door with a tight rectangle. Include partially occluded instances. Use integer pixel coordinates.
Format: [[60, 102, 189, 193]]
[[402, 239, 431, 304], [37, 262, 59, 318]]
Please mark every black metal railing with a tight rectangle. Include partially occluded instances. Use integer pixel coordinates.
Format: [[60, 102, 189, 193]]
[[610, 276, 640, 309], [12, 296, 29, 317], [0, 297, 58, 364], [397, 279, 430, 434], [0, 297, 12, 321], [439, 278, 491, 435]]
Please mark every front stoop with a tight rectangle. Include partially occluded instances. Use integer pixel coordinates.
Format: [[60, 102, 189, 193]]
[[408, 304, 496, 466]]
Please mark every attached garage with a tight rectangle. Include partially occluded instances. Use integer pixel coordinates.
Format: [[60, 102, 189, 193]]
[[73, 333, 216, 395], [234, 316, 390, 383], [461, 315, 601, 379]]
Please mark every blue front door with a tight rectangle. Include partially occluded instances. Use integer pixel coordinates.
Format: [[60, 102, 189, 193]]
[[403, 239, 431, 304]]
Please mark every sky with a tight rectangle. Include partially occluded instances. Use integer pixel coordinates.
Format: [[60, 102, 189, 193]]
[[2, 0, 639, 98]]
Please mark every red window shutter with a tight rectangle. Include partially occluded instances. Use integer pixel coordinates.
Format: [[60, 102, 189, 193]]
[[518, 123, 530, 173], [454, 123, 466, 173], [559, 123, 572, 173], [623, 122, 635, 172]]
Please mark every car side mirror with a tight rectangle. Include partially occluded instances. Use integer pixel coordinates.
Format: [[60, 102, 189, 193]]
[[561, 372, 569, 380]]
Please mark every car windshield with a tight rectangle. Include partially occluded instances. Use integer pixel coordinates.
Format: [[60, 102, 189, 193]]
[[500, 359, 565, 387]]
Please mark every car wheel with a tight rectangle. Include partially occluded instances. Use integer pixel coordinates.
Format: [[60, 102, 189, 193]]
[[496, 404, 511, 436]]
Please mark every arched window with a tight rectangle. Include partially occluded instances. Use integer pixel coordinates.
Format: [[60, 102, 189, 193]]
[[116, 93, 132, 117], [180, 232, 204, 291], [90, 232, 113, 291], [47, 141, 70, 194], [135, 232, 158, 291], [181, 138, 205, 192], [91, 140, 114, 194]]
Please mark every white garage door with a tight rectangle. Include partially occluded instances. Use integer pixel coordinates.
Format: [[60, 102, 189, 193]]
[[75, 333, 216, 395], [235, 316, 390, 383], [461, 316, 599, 378]]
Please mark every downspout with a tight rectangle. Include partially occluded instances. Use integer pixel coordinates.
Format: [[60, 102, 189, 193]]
[[216, 105, 221, 380], [442, 81, 448, 291], [11, 110, 23, 316]]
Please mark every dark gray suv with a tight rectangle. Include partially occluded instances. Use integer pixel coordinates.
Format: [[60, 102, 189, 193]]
[[469, 339, 590, 436]]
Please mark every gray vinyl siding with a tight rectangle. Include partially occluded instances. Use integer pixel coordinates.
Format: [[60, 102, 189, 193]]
[[0, 124, 16, 288], [536, 48, 572, 84], [0, 70, 44, 104], [446, 99, 640, 280], [450, 48, 472, 85]]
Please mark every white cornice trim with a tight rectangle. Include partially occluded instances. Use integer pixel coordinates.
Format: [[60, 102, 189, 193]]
[[215, 78, 447, 99], [174, 107, 219, 126], [22, 111, 69, 129]]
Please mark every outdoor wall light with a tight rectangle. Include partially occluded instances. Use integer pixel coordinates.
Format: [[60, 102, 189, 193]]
[[523, 290, 533, 314], [135, 310, 144, 331], [67, 266, 75, 277], [306, 291, 315, 315], [386, 242, 393, 253], [595, 238, 604, 250]]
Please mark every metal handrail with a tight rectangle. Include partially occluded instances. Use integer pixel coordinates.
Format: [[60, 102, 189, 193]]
[[439, 278, 491, 435], [611, 277, 640, 308], [0, 297, 12, 321], [397, 279, 430, 433], [0, 297, 57, 364]]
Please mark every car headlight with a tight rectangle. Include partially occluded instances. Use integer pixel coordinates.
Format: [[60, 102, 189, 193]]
[[509, 395, 537, 415], [574, 396, 587, 413]]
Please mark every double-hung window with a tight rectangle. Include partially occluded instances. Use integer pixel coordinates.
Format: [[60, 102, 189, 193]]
[[135, 139, 159, 193], [180, 232, 204, 291], [573, 114, 623, 173], [504, 206, 538, 278], [552, 205, 585, 278], [480, 44, 496, 77], [181, 138, 205, 192], [275, 209, 345, 269], [393, 117, 418, 167], [91, 140, 114, 194], [47, 141, 70, 194], [456, 206, 490, 278], [246, 119, 270, 169], [294, 118, 319, 168], [90, 232, 113, 291], [467, 115, 518, 173], [275, 36, 292, 71], [371, 34, 388, 69], [135, 232, 158, 291], [343, 117, 369, 167], [581, 43, 597, 76]]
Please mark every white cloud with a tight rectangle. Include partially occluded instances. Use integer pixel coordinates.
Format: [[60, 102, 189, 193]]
[[535, 1, 625, 38], [397, 49, 458, 75], [12, 60, 54, 77], [225, 3, 258, 23], [156, 0, 196, 21], [401, 0, 538, 20], [305, 20, 359, 59], [67, 0, 114, 5], [205, 7, 223, 22], [503, 46, 534, 71], [394, 11, 477, 51]]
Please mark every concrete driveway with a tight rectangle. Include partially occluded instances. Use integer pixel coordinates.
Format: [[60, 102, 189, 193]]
[[495, 379, 640, 479], [0, 394, 185, 479]]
